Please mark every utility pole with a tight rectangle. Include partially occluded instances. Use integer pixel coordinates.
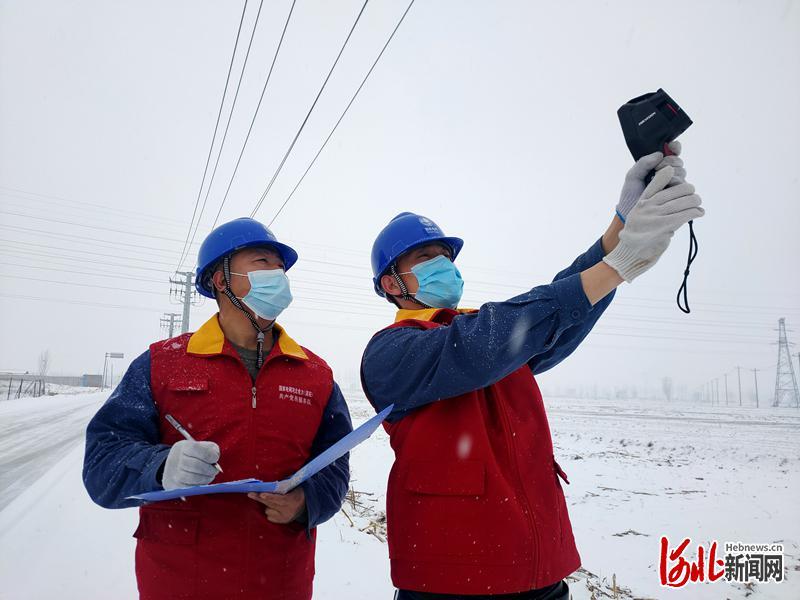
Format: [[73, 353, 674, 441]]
[[773, 318, 799, 407], [736, 366, 743, 407], [722, 374, 727, 406], [169, 272, 200, 334], [160, 312, 182, 338], [753, 369, 759, 408], [714, 378, 720, 406]]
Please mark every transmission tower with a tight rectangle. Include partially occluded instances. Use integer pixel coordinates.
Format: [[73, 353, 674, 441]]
[[160, 312, 182, 338], [169, 272, 203, 334], [773, 318, 799, 407]]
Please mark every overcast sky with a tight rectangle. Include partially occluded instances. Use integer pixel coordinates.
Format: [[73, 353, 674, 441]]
[[1, 0, 798, 401]]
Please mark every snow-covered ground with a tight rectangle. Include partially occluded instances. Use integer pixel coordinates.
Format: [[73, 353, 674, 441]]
[[0, 391, 104, 512], [0, 390, 797, 599], [546, 397, 799, 599]]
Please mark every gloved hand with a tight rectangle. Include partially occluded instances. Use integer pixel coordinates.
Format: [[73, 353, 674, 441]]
[[161, 440, 221, 490], [615, 140, 687, 222], [603, 164, 704, 282]]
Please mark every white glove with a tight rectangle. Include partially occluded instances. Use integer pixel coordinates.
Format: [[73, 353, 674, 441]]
[[615, 140, 687, 222], [604, 165, 704, 282], [161, 440, 220, 490]]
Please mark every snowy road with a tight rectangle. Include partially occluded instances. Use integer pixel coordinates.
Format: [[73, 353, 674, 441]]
[[0, 392, 104, 512], [0, 390, 797, 599]]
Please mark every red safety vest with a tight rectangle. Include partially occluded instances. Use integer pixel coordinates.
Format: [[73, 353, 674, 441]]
[[370, 308, 580, 595], [135, 314, 333, 600]]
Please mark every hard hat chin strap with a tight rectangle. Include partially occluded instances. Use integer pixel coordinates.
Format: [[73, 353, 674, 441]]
[[388, 264, 431, 309], [220, 255, 272, 369]]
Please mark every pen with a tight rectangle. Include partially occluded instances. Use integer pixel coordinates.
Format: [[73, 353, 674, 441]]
[[165, 414, 223, 473]]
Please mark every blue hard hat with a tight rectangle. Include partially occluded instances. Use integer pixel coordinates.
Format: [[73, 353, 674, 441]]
[[371, 212, 464, 297], [195, 217, 298, 298]]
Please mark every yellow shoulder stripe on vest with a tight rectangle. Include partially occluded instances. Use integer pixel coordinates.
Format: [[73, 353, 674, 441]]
[[272, 323, 309, 360], [394, 307, 477, 323], [394, 308, 440, 323], [187, 314, 308, 360], [187, 314, 226, 355]]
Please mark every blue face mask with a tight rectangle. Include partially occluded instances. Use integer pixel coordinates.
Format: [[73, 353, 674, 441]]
[[231, 269, 293, 320], [399, 254, 464, 309]]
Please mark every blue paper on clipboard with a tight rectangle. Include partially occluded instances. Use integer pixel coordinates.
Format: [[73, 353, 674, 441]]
[[127, 404, 392, 503]]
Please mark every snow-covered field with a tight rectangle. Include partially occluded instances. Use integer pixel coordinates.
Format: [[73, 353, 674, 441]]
[[0, 390, 797, 599]]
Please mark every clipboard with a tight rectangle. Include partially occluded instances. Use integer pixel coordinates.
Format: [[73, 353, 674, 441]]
[[127, 404, 392, 502]]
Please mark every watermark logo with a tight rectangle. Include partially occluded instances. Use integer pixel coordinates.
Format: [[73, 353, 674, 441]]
[[723, 541, 784, 584], [659, 536, 784, 587]]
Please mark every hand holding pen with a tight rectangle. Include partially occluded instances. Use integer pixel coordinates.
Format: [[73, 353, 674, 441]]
[[161, 414, 223, 491]]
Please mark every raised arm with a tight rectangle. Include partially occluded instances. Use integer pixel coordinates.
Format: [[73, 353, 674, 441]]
[[362, 250, 600, 421]]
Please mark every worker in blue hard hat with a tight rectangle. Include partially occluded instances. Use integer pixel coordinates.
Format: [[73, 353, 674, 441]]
[[194, 217, 301, 368], [361, 146, 704, 598], [84, 217, 352, 599]]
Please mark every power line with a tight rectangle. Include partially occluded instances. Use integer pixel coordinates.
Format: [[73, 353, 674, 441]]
[[585, 327, 772, 345], [4, 241, 786, 334], [0, 239, 182, 267], [249, 0, 371, 219], [0, 245, 176, 274], [7, 274, 167, 295], [9, 272, 764, 347], [0, 200, 191, 243], [619, 295, 800, 313], [2, 208, 797, 314], [0, 292, 165, 314], [180, 0, 267, 271], [0, 259, 406, 311], [211, 0, 299, 229], [0, 257, 387, 312], [1, 228, 372, 274], [625, 279, 800, 300], [583, 342, 773, 357], [11, 245, 783, 336], [0, 258, 787, 347], [607, 300, 800, 317], [0, 289, 781, 356], [0, 210, 200, 245], [0, 224, 193, 258], [0, 269, 782, 346], [2, 261, 168, 286], [176, 0, 250, 272], [6, 184, 797, 308], [0, 187, 186, 227], [2, 230, 798, 324], [596, 313, 780, 332], [3, 230, 799, 323], [269, 0, 416, 227], [2, 213, 797, 320]]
